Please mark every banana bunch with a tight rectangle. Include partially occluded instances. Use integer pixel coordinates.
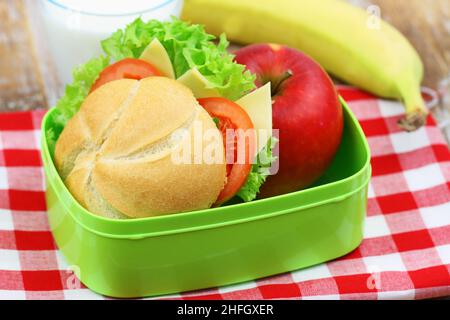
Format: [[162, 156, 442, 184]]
[[182, 0, 427, 131]]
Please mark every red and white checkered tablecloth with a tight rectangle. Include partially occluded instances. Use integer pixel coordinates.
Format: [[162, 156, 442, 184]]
[[0, 86, 449, 300]]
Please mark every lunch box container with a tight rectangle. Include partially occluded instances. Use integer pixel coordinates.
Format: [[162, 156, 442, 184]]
[[41, 99, 371, 298]]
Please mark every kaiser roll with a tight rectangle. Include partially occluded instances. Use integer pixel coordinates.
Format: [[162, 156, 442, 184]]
[[54, 77, 226, 219]]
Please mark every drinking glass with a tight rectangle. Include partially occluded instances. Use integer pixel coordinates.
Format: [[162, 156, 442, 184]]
[[40, 0, 184, 85]]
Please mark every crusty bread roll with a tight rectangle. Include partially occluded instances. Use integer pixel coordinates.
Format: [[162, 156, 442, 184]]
[[54, 77, 226, 219]]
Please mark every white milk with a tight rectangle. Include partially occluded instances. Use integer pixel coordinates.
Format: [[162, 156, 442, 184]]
[[40, 0, 183, 85]]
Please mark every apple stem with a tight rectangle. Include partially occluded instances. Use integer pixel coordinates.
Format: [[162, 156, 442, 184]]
[[270, 70, 293, 96]]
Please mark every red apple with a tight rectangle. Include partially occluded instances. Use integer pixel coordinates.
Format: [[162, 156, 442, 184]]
[[235, 44, 343, 197]]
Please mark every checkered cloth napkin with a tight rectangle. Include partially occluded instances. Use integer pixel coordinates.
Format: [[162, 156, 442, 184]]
[[0, 86, 449, 300]]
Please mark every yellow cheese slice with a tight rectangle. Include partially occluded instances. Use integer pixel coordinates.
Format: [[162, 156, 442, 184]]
[[236, 83, 273, 153], [139, 38, 175, 79], [177, 68, 221, 98]]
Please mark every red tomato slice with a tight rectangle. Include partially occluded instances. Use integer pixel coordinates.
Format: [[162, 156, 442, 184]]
[[90, 58, 161, 92], [198, 97, 256, 205]]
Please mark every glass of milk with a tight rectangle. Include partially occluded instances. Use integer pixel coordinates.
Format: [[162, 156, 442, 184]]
[[40, 0, 184, 85]]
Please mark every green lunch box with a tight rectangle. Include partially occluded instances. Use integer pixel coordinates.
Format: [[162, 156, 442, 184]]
[[41, 99, 371, 298]]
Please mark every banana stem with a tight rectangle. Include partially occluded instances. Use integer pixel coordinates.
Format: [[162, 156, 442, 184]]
[[397, 84, 428, 132]]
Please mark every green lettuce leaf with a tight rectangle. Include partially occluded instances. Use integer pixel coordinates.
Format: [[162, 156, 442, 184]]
[[47, 55, 110, 155], [101, 17, 255, 100], [236, 137, 278, 202]]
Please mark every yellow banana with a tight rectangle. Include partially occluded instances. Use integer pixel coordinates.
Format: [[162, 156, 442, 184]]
[[182, 0, 427, 131]]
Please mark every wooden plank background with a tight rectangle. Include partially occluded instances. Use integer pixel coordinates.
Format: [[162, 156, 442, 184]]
[[0, 0, 449, 139], [0, 0, 45, 111]]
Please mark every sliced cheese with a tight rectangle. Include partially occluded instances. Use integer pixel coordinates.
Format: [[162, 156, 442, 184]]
[[236, 83, 273, 153], [177, 68, 221, 99], [139, 38, 175, 79]]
